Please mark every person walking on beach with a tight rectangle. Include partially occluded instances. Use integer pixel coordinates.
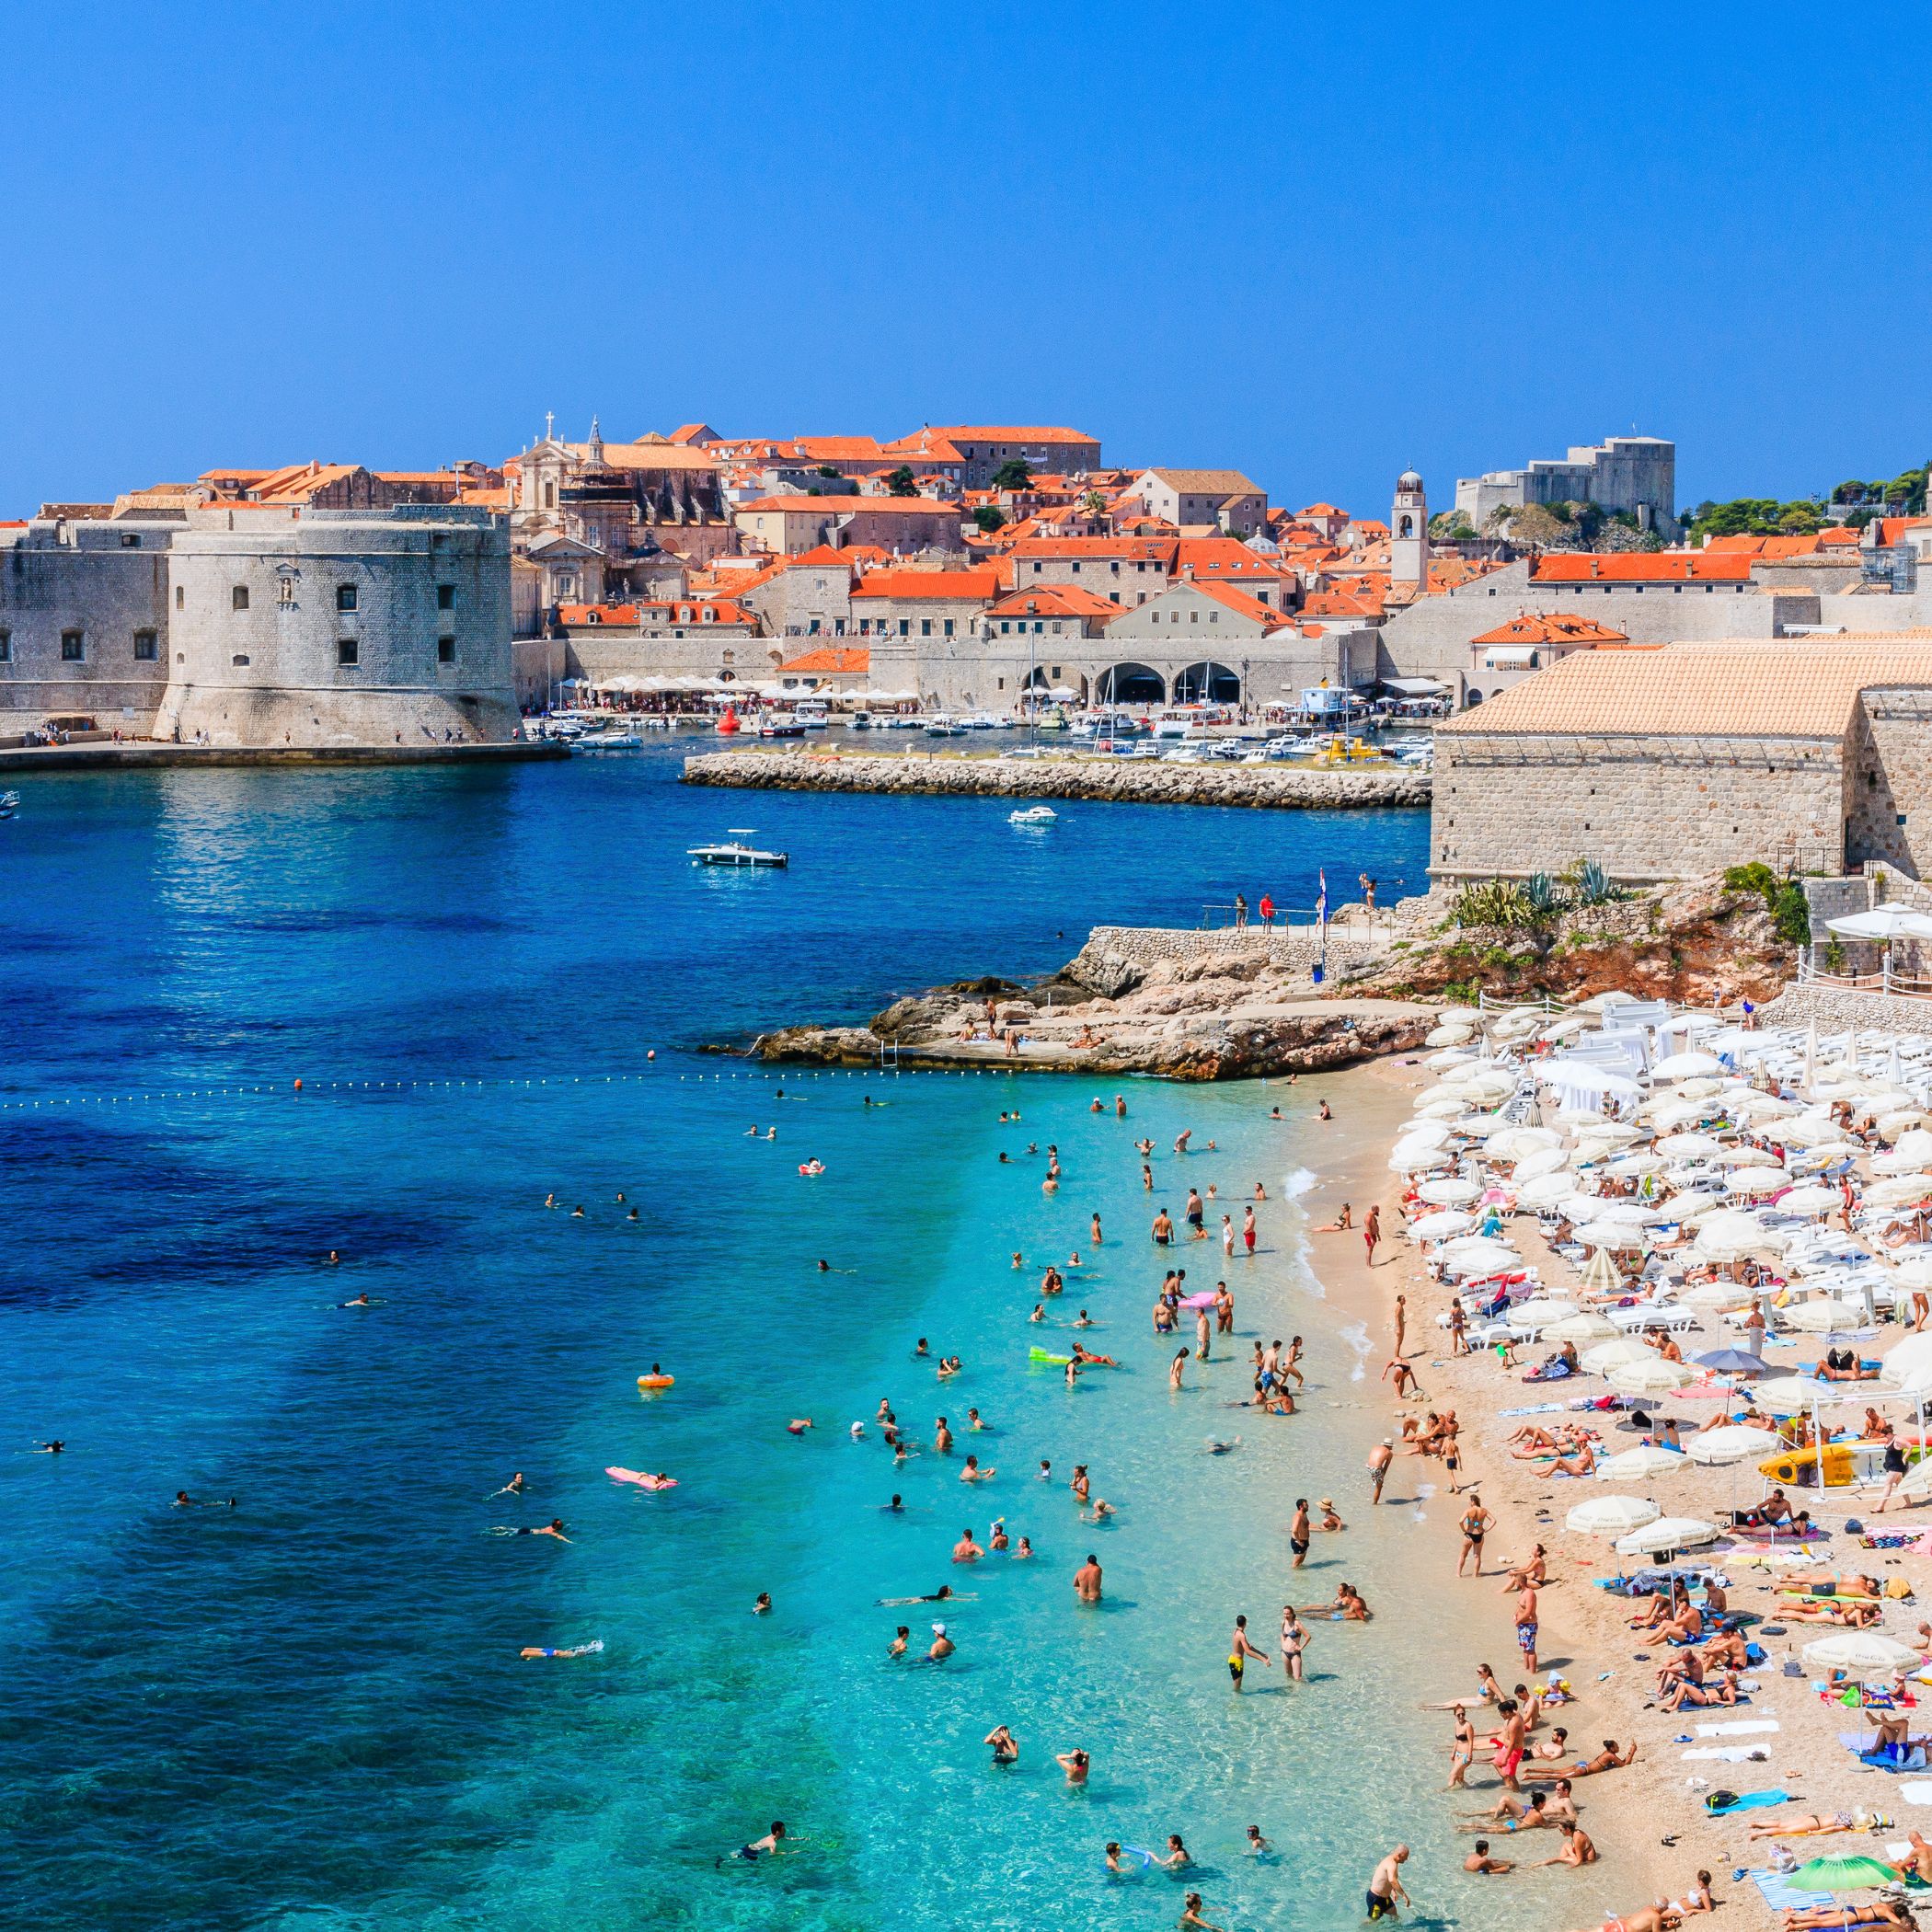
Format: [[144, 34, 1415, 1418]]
[[1365, 1845, 1409, 1920], [1227, 1614, 1270, 1689], [1457, 1497, 1493, 1578], [1392, 1293, 1407, 1358], [1364, 1202, 1381, 1265], [1515, 1582, 1540, 1673], [1368, 1438, 1393, 1503]]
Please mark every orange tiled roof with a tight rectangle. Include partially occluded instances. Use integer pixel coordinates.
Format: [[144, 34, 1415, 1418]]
[[1469, 612, 1629, 647], [1440, 635, 1932, 738], [557, 597, 755, 627], [779, 645, 869, 674], [738, 495, 960, 515], [1299, 502, 1345, 517], [1301, 589, 1385, 619], [1175, 537, 1286, 579], [1011, 536, 1179, 563], [794, 436, 885, 461], [1185, 581, 1292, 629], [850, 569, 1002, 601], [920, 424, 1098, 444], [985, 585, 1121, 619], [1531, 551, 1752, 583]]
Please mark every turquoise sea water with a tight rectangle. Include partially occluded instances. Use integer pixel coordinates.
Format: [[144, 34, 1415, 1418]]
[[0, 748, 1483, 1931]]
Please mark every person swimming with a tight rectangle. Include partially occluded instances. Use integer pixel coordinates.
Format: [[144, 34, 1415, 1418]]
[[520, 1639, 603, 1659], [492, 1518, 571, 1542]]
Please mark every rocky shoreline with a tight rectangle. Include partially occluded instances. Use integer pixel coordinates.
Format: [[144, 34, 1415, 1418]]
[[683, 748, 1430, 810]]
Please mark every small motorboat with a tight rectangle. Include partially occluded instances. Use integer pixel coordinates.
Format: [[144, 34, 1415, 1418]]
[[923, 715, 966, 737], [0, 791, 17, 820], [756, 715, 807, 739], [849, 710, 875, 730], [688, 829, 788, 868], [1008, 805, 1058, 825], [574, 730, 643, 751]]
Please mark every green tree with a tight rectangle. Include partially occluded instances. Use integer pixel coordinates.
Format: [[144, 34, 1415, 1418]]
[[885, 466, 919, 497], [990, 459, 1033, 492], [816, 466, 842, 480], [972, 505, 1006, 534]]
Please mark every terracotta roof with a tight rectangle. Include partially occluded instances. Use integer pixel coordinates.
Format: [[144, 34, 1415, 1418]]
[[1350, 519, 1389, 539], [1181, 581, 1292, 629], [1011, 537, 1178, 563], [1138, 468, 1262, 495], [794, 436, 885, 461], [985, 586, 1121, 620], [737, 496, 960, 515], [1439, 636, 1932, 739], [784, 545, 857, 571], [1175, 537, 1285, 578], [1301, 588, 1385, 619], [1469, 612, 1629, 647], [779, 646, 869, 674], [1531, 552, 1752, 583], [1299, 502, 1345, 517], [591, 442, 719, 472], [850, 569, 1002, 601], [557, 597, 755, 627], [919, 425, 1098, 443]]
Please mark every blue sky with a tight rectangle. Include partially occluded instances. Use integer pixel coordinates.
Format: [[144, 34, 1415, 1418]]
[[3, 6, 1924, 520]]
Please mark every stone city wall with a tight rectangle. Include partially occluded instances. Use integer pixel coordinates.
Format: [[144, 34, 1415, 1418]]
[[1065, 922, 1389, 995], [683, 749, 1430, 811], [1758, 983, 1932, 1039], [1431, 732, 1848, 882]]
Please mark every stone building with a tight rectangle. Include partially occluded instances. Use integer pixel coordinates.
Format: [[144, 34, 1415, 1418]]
[[882, 425, 1100, 489], [732, 496, 967, 556], [548, 596, 766, 696], [154, 505, 517, 747], [1454, 434, 1676, 531], [1465, 612, 1630, 696], [1009, 537, 1179, 604], [1130, 469, 1267, 537], [0, 514, 174, 733], [1430, 636, 1932, 885]]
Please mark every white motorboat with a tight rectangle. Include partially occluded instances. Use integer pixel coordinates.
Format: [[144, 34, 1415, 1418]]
[[1007, 805, 1058, 824], [0, 791, 17, 819], [756, 715, 808, 739], [959, 711, 1005, 730], [574, 730, 644, 751], [923, 716, 967, 737], [849, 710, 876, 730], [688, 828, 788, 868]]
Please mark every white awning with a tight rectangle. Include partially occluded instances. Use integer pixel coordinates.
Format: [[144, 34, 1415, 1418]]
[[1481, 647, 1540, 667], [1381, 677, 1445, 696], [1827, 906, 1932, 941]]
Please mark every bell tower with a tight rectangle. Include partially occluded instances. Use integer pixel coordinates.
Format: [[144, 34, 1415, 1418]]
[[1391, 468, 1430, 589]]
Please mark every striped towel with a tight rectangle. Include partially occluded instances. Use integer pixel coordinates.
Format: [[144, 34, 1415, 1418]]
[[1747, 1868, 1835, 1911]]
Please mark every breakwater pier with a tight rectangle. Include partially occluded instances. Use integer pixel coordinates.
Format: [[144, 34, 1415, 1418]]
[[682, 748, 1430, 809]]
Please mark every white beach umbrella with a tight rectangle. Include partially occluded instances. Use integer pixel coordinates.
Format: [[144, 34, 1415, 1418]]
[[1425, 1024, 1478, 1048], [1896, 1128, 1932, 1164], [1724, 1168, 1792, 1196], [1604, 1152, 1667, 1178], [1416, 1089, 1469, 1114], [1685, 1424, 1786, 1466], [1390, 1140, 1452, 1173], [1410, 1209, 1477, 1241], [1512, 1146, 1571, 1183], [1892, 1460, 1932, 1501], [1732, 1092, 1800, 1121], [1777, 1183, 1842, 1217], [1893, 1258, 1932, 1293], [1508, 1298, 1581, 1333], [1397, 1119, 1456, 1148], [1877, 1110, 1928, 1143], [1654, 1051, 1722, 1081], [1778, 1298, 1866, 1334], [1615, 1514, 1719, 1555], [1582, 1337, 1661, 1373], [1573, 1220, 1652, 1251], [1779, 1114, 1850, 1148], [1544, 1312, 1620, 1343], [1573, 1123, 1645, 1154], [1681, 1280, 1757, 1312], [1715, 1144, 1781, 1167], [1868, 1176, 1932, 1210], [1610, 1359, 1696, 1396], [1873, 1148, 1932, 1178], [1694, 1212, 1788, 1261], [1676, 1076, 1728, 1099], [1540, 1016, 1593, 1044], [1659, 1132, 1725, 1158], [1583, 990, 1639, 1012], [1567, 1494, 1662, 1535], [1516, 1172, 1576, 1210], [1802, 1633, 1925, 1673], [1756, 1374, 1832, 1409], [1443, 1067, 1517, 1102], [1884, 1334, 1932, 1379], [1438, 1236, 1521, 1272], [1488, 1126, 1562, 1161], [1416, 1177, 1482, 1207], [1599, 1444, 1693, 1481]]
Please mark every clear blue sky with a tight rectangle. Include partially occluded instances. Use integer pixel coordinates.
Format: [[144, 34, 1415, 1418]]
[[4, 6, 1924, 520]]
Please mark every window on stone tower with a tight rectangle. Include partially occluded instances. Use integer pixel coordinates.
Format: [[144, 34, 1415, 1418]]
[[336, 584, 358, 612], [133, 631, 157, 661], [338, 638, 359, 666], [438, 637, 454, 663], [61, 631, 84, 661], [437, 585, 455, 610], [231, 585, 249, 611]]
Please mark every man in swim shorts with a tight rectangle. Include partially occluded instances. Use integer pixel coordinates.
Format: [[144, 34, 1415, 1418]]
[[1227, 1615, 1270, 1689], [1366, 1845, 1409, 1919], [1290, 1499, 1312, 1568]]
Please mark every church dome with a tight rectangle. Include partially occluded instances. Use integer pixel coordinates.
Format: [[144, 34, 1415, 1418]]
[[1397, 469, 1424, 492]]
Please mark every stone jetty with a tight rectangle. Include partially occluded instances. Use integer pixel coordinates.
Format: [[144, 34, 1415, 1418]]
[[682, 748, 1429, 811]]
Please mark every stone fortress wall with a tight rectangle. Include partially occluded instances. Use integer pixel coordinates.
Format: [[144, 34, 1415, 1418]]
[[1, 507, 518, 746]]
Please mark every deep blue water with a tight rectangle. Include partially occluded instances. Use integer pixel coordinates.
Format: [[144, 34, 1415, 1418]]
[[0, 745, 1440, 1931]]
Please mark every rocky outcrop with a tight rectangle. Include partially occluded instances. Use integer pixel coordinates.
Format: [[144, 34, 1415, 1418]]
[[684, 750, 1429, 811]]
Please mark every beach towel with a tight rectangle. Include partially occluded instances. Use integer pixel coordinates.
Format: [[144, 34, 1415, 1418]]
[[1747, 1868, 1836, 1911], [1900, 1781, 1932, 1806], [1708, 1789, 1790, 1812], [1681, 1744, 1769, 1761], [1498, 1402, 1569, 1418], [1698, 1719, 1780, 1735]]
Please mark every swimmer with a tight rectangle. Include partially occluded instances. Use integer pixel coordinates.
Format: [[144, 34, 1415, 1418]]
[[1170, 1348, 1188, 1390], [848, 1420, 866, 1440], [1246, 1826, 1273, 1857], [989, 1520, 1009, 1551], [877, 1584, 966, 1606], [1317, 1099, 1331, 1121], [1156, 1834, 1191, 1869], [1091, 1214, 1103, 1245], [172, 1490, 238, 1508], [1015, 1535, 1034, 1559], [966, 1408, 986, 1430], [883, 1494, 903, 1512], [489, 1473, 526, 1498], [336, 1292, 381, 1307], [985, 1723, 1018, 1765], [1105, 1843, 1129, 1876], [753, 1593, 771, 1615], [1178, 1893, 1224, 1931], [1074, 1554, 1103, 1601], [928, 1622, 954, 1661], [543, 1195, 556, 1210], [1039, 1458, 1052, 1481], [1318, 1498, 1345, 1532], [327, 1249, 341, 1263], [32, 1440, 65, 1455], [1082, 1499, 1116, 1524], [1058, 1747, 1090, 1785], [1203, 1437, 1241, 1455], [627, 1207, 639, 1220], [889, 1625, 910, 1656], [787, 1419, 812, 1434], [1011, 1251, 1024, 1270], [1463, 1838, 1512, 1876], [953, 1528, 985, 1562], [1029, 1304, 1046, 1323], [935, 1417, 953, 1454], [1073, 1310, 1094, 1328], [1070, 1465, 1090, 1502], [492, 1518, 571, 1542], [520, 1640, 604, 1659], [721, 1822, 787, 1864], [570, 1204, 584, 1217]]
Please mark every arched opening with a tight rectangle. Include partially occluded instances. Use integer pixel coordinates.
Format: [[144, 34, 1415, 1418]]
[[1398, 515, 1414, 538], [1465, 687, 1484, 707], [1172, 661, 1242, 703], [1093, 662, 1166, 704]]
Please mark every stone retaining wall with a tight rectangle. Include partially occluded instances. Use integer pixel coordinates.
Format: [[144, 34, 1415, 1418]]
[[682, 749, 1430, 811], [1065, 922, 1390, 995], [1757, 983, 1932, 1037]]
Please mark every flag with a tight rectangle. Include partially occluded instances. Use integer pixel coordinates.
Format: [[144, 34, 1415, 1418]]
[[1317, 868, 1328, 927]]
